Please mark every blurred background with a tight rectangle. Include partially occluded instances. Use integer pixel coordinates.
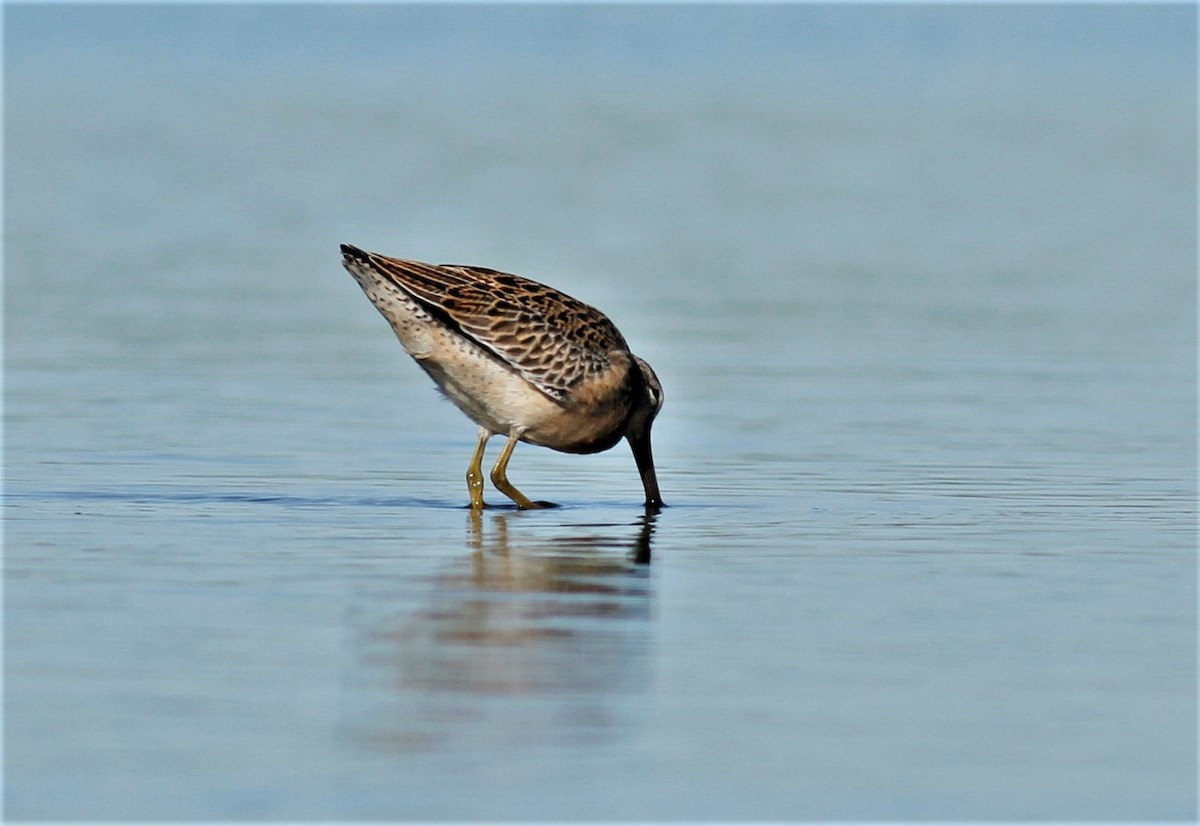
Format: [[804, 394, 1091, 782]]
[[5, 4, 1196, 820]]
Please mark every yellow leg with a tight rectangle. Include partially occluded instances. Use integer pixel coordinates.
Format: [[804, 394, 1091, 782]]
[[466, 428, 490, 509], [489, 431, 539, 509]]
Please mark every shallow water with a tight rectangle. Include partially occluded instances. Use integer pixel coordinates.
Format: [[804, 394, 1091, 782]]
[[5, 4, 1197, 821]]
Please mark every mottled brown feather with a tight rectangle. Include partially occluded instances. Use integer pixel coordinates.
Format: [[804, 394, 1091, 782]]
[[353, 250, 631, 401]]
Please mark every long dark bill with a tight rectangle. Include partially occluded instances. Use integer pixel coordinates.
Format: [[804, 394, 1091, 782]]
[[628, 431, 663, 509]]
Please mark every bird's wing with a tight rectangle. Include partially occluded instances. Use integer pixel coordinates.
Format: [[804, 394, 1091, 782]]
[[341, 246, 629, 401]]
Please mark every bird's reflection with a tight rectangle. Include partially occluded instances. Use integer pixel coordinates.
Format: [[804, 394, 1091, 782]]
[[364, 509, 658, 750]]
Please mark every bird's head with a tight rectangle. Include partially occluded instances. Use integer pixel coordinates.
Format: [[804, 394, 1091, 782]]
[[626, 355, 664, 509]]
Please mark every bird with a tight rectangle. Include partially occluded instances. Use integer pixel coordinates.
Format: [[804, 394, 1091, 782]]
[[340, 244, 664, 510]]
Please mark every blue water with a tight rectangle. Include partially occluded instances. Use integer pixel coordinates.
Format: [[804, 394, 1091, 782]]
[[4, 4, 1196, 821]]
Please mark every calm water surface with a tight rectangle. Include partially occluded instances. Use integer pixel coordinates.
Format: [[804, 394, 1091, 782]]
[[5, 5, 1196, 821]]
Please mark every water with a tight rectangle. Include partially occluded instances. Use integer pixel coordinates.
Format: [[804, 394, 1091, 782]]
[[4, 4, 1196, 821]]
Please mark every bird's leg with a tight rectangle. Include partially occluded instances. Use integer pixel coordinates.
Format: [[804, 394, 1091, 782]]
[[466, 428, 490, 509], [489, 431, 541, 509]]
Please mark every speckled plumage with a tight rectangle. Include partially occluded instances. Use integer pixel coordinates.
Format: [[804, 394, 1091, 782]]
[[340, 244, 663, 509]]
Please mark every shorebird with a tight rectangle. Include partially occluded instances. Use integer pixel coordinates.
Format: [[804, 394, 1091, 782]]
[[341, 244, 664, 509]]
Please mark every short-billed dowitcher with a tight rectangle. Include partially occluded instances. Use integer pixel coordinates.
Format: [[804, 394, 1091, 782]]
[[341, 245, 664, 509]]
